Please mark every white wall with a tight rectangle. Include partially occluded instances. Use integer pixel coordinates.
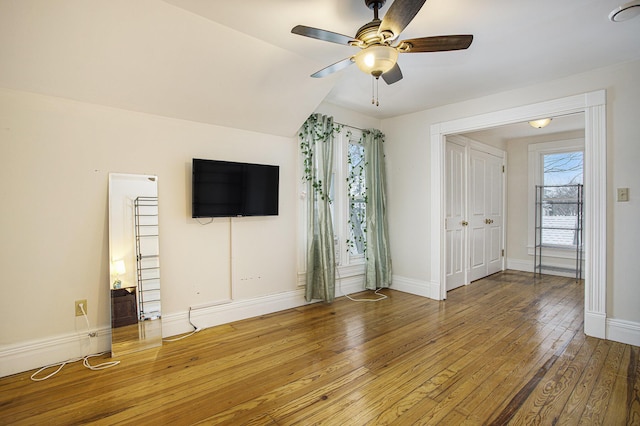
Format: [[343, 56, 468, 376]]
[[0, 88, 300, 376], [381, 60, 640, 334]]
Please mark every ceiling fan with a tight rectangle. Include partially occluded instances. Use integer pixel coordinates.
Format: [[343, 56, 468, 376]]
[[291, 0, 473, 85]]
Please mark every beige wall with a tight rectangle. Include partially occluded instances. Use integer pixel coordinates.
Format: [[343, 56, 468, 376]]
[[0, 88, 298, 348]]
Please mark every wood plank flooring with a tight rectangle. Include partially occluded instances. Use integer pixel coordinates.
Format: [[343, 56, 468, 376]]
[[1, 270, 638, 425]]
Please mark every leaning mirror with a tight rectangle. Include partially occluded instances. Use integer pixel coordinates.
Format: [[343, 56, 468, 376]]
[[108, 173, 162, 356]]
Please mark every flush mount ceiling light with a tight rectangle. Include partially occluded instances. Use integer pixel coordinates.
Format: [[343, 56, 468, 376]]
[[529, 118, 553, 129], [609, 0, 640, 22]]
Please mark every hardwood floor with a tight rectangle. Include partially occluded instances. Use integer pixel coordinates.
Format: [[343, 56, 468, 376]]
[[1, 270, 638, 425]]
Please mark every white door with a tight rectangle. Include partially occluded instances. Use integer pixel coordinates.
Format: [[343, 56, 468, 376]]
[[469, 148, 503, 282], [445, 141, 466, 291]]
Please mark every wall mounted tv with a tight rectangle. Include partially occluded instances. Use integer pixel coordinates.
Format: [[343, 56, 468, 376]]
[[192, 158, 279, 218]]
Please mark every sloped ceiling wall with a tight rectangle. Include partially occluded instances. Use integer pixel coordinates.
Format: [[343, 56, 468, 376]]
[[0, 0, 333, 137]]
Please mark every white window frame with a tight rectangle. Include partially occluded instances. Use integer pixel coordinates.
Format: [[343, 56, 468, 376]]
[[527, 138, 584, 258]]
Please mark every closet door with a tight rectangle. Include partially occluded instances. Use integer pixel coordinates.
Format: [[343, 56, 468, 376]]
[[469, 148, 503, 282], [445, 141, 466, 291]]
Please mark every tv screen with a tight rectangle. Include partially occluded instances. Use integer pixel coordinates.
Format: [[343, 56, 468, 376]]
[[192, 158, 279, 218]]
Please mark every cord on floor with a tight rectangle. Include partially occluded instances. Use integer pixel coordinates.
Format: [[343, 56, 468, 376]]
[[30, 303, 119, 381], [163, 307, 202, 342], [337, 265, 388, 302]]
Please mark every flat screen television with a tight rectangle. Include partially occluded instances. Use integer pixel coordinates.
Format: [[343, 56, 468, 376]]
[[192, 158, 279, 218]]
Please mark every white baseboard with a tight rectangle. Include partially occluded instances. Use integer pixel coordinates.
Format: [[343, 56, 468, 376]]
[[162, 289, 311, 338], [585, 311, 606, 339], [392, 275, 440, 300], [0, 326, 111, 378], [164, 274, 367, 338], [606, 318, 640, 346], [506, 258, 533, 273]]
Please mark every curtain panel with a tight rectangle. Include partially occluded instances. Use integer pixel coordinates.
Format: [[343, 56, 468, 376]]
[[299, 114, 337, 302], [363, 129, 392, 290]]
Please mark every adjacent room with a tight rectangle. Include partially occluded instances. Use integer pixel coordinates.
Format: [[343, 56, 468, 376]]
[[1, 0, 639, 423]]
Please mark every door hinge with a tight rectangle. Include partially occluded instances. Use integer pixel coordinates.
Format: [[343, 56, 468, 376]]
[[502, 249, 505, 257], [502, 165, 505, 173]]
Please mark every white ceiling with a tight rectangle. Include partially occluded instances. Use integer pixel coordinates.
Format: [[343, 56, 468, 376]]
[[1, 0, 639, 137]]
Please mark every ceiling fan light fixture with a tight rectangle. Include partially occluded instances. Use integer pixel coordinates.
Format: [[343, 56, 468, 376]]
[[529, 118, 553, 129], [354, 45, 398, 77]]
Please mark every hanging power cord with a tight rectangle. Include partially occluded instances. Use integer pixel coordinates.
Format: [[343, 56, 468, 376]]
[[336, 264, 388, 302], [163, 307, 201, 342], [30, 303, 119, 381]]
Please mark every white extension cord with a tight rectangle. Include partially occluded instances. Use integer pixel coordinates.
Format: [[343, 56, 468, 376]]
[[162, 307, 202, 342], [336, 266, 388, 302], [30, 303, 120, 381]]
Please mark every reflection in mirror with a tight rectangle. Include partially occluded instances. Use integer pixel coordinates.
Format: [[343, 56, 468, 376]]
[[108, 173, 162, 356]]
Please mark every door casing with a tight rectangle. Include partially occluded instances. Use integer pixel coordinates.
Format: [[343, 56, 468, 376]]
[[430, 90, 607, 340]]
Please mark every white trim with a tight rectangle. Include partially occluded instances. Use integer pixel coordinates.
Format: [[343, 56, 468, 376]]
[[583, 101, 607, 338], [606, 318, 640, 347], [162, 289, 311, 338], [392, 275, 440, 299], [165, 270, 368, 340], [0, 326, 111, 378], [506, 258, 533, 273], [431, 90, 607, 339]]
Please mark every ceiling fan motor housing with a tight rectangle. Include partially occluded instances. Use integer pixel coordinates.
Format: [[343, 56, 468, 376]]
[[355, 20, 386, 45]]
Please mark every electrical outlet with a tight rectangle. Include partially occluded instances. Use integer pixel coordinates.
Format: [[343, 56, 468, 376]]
[[75, 299, 87, 317]]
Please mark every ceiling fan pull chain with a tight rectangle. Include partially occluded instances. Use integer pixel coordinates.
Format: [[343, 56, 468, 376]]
[[371, 75, 375, 105], [371, 75, 381, 106]]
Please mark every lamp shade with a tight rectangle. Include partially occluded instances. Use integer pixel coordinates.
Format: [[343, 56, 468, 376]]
[[113, 259, 126, 275], [354, 45, 398, 77]]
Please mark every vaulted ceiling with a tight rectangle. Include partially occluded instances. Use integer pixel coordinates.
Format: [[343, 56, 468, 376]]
[[1, 0, 639, 137]]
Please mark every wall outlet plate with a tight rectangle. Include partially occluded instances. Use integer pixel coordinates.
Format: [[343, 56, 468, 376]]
[[617, 187, 629, 202], [75, 299, 87, 316]]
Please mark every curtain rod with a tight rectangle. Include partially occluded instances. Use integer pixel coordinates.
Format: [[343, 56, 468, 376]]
[[335, 122, 365, 131], [335, 122, 384, 133]]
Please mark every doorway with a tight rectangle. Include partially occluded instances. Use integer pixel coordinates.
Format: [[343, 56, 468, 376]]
[[430, 90, 607, 339]]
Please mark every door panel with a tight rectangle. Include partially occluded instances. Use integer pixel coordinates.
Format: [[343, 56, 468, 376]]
[[445, 141, 466, 291], [487, 156, 504, 275], [469, 152, 488, 281], [469, 148, 504, 281]]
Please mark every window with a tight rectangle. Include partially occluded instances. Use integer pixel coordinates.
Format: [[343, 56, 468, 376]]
[[297, 127, 366, 284], [543, 151, 583, 186], [347, 138, 366, 258], [527, 139, 584, 255], [540, 151, 583, 247]]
